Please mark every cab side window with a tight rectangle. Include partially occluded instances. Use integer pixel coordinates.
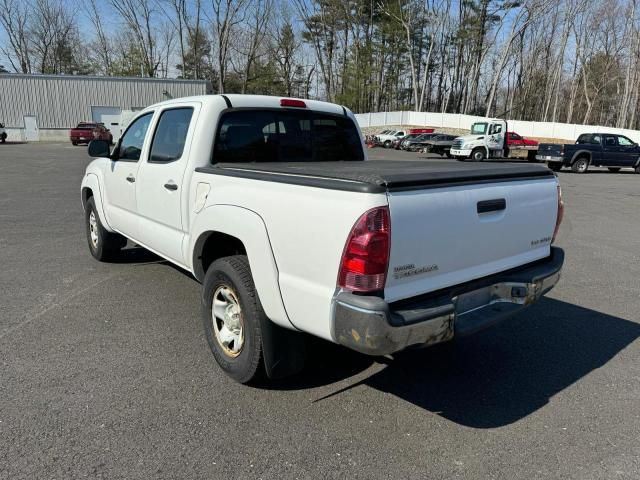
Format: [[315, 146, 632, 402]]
[[617, 135, 634, 146], [149, 108, 194, 163], [603, 135, 617, 147], [118, 112, 153, 161]]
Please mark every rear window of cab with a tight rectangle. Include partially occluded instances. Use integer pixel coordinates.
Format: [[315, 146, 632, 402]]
[[213, 109, 364, 163]]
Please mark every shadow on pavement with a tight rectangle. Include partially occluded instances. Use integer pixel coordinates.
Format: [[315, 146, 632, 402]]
[[282, 298, 640, 428]]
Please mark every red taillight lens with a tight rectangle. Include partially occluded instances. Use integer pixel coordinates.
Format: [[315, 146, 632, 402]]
[[280, 98, 307, 108], [552, 184, 564, 243], [338, 207, 390, 292]]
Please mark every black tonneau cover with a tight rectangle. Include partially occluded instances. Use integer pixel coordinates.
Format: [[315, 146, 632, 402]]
[[195, 160, 555, 193]]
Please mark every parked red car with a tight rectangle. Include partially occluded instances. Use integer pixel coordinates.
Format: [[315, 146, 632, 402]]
[[70, 122, 113, 146], [507, 131, 538, 148]]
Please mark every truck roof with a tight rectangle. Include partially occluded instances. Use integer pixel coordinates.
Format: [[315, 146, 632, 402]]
[[147, 94, 346, 116]]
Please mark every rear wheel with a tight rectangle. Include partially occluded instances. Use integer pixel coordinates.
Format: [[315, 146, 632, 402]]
[[471, 148, 486, 162], [201, 256, 265, 384], [571, 157, 589, 173], [384, 140, 391, 148], [635, 165, 640, 174], [608, 167, 621, 173]]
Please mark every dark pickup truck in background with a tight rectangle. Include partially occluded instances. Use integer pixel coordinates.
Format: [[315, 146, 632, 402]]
[[537, 133, 640, 173]]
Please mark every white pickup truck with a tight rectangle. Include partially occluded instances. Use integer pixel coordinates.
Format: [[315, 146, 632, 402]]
[[81, 95, 564, 384]]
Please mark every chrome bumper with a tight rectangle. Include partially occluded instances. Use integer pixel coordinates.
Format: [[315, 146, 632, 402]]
[[332, 248, 564, 356]]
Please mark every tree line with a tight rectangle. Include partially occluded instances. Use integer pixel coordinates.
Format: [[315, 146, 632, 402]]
[[1, 0, 640, 129]]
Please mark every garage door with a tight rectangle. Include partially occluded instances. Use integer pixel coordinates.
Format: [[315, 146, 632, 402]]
[[91, 106, 123, 142]]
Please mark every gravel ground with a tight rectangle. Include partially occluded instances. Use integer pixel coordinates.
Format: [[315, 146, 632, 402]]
[[1, 143, 639, 479]]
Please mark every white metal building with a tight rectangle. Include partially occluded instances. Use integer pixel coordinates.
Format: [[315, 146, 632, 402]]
[[0, 74, 211, 142]]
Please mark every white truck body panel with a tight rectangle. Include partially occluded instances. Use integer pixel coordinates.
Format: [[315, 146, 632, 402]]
[[385, 178, 558, 302], [81, 95, 561, 355]]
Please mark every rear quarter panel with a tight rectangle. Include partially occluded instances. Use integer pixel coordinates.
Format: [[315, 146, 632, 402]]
[[189, 172, 387, 340]]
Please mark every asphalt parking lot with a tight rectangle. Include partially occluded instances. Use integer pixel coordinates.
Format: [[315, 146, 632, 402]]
[[1, 142, 639, 479]]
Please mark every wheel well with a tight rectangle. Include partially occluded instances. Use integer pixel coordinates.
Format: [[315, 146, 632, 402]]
[[572, 152, 590, 164], [193, 231, 247, 282], [82, 187, 93, 208]]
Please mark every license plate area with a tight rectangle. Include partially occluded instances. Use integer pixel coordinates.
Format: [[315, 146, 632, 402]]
[[456, 287, 493, 314]]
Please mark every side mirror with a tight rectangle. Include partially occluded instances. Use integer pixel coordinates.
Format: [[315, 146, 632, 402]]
[[88, 139, 111, 158]]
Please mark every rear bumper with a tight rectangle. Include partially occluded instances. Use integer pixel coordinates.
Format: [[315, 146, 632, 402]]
[[332, 247, 564, 356], [536, 155, 564, 163]]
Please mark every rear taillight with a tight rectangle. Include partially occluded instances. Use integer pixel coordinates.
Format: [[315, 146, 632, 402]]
[[338, 207, 390, 293], [552, 184, 564, 243]]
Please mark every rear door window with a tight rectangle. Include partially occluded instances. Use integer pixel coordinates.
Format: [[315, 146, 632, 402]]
[[213, 110, 363, 163]]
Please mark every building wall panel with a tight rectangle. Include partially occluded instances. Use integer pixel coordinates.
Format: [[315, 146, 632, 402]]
[[0, 74, 209, 129]]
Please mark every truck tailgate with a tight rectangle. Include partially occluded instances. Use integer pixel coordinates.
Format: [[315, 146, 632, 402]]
[[385, 177, 559, 302]]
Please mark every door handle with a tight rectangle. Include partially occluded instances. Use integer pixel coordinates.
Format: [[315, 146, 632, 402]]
[[126, 175, 135, 183], [477, 198, 506, 214], [164, 182, 178, 191]]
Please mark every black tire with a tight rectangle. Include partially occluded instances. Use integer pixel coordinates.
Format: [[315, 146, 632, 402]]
[[384, 140, 391, 148], [1, 134, 6, 144], [571, 156, 589, 173], [201, 256, 265, 384], [471, 148, 486, 162], [72, 141, 78, 146], [548, 162, 562, 172], [85, 197, 127, 261], [445, 151, 452, 158], [635, 165, 640, 174], [608, 167, 621, 173]]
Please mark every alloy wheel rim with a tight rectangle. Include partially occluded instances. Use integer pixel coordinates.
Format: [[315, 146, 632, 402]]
[[212, 285, 244, 357], [89, 211, 99, 248]]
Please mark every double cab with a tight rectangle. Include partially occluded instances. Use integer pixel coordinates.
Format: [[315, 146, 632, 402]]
[[81, 95, 564, 384], [538, 133, 640, 173]]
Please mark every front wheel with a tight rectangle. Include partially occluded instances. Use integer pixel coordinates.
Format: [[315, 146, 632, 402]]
[[471, 148, 486, 162], [85, 197, 127, 261], [202, 256, 265, 384], [384, 140, 391, 148]]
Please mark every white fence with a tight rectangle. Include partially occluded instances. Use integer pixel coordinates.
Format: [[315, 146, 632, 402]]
[[355, 111, 640, 143]]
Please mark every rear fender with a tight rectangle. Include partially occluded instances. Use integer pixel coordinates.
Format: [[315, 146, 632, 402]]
[[570, 150, 592, 164], [189, 204, 294, 330]]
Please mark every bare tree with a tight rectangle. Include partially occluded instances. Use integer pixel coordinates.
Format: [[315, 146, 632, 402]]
[[211, 0, 249, 92], [108, 0, 162, 77], [83, 0, 114, 74], [0, 0, 32, 73]]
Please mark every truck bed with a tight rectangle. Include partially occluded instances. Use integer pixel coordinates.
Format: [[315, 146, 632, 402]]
[[196, 160, 554, 193]]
